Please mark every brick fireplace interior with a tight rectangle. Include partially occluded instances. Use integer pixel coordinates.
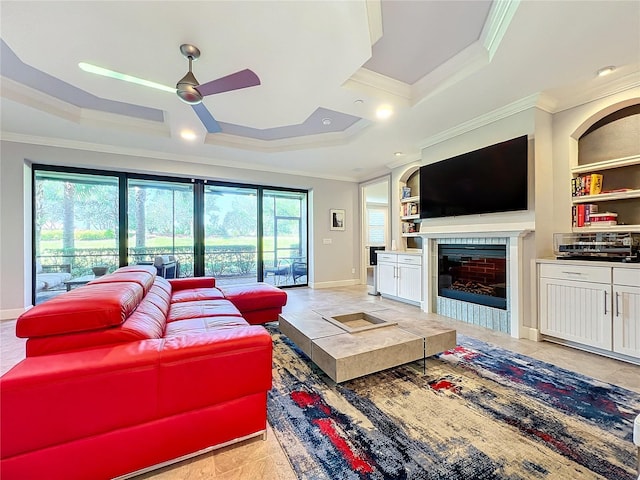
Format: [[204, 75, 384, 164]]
[[437, 244, 507, 310]]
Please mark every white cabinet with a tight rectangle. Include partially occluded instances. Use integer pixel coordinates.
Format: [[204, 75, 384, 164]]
[[539, 264, 612, 350], [538, 260, 640, 361], [612, 268, 640, 358], [376, 252, 422, 306]]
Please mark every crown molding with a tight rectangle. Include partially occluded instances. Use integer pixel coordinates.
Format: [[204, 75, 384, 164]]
[[410, 41, 489, 106], [385, 153, 422, 170], [365, 0, 383, 46], [1, 76, 170, 137], [418, 93, 539, 151], [343, 68, 412, 106], [544, 71, 640, 114], [205, 118, 371, 153], [0, 132, 362, 183], [481, 0, 521, 60]]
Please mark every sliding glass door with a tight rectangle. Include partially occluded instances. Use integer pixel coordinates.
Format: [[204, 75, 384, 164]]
[[127, 178, 194, 277], [262, 190, 308, 286], [34, 170, 120, 304], [203, 184, 258, 285], [33, 165, 308, 303]]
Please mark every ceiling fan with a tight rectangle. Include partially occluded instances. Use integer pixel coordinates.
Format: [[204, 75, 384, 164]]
[[79, 44, 260, 133]]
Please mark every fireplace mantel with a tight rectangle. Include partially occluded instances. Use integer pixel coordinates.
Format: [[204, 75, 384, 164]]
[[418, 224, 535, 339], [417, 222, 534, 239]]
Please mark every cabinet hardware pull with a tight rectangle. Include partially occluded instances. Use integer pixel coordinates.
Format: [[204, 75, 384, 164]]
[[615, 292, 620, 317], [603, 290, 608, 315], [561, 271, 582, 275]]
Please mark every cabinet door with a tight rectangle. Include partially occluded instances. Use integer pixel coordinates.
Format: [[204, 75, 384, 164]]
[[377, 262, 397, 296], [612, 284, 640, 359], [398, 263, 421, 302], [539, 277, 612, 350]]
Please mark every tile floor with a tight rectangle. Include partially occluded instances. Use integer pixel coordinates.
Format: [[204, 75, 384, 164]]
[[2, 285, 638, 479]]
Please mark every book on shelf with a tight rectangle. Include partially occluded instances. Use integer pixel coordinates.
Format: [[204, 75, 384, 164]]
[[571, 174, 603, 197], [572, 204, 598, 227], [401, 202, 418, 216], [401, 186, 412, 199]]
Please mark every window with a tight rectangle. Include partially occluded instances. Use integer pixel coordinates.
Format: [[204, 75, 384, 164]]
[[367, 206, 387, 245], [34, 170, 119, 304], [32, 165, 308, 303]]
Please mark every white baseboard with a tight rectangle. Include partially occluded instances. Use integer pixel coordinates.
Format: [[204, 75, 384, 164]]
[[1, 307, 29, 321], [520, 326, 540, 341], [309, 279, 361, 289]]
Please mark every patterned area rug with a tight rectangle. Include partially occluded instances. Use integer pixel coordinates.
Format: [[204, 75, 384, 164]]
[[267, 326, 640, 479]]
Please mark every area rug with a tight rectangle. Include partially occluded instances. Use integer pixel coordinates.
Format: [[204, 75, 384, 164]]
[[267, 326, 640, 480]]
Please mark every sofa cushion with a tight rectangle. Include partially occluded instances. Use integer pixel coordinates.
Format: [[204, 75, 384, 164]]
[[90, 271, 155, 295], [17, 282, 144, 338], [218, 283, 287, 314], [171, 288, 225, 303], [164, 316, 250, 336], [168, 300, 243, 323]]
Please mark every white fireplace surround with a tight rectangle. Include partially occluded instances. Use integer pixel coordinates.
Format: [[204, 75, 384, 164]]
[[418, 223, 534, 338]]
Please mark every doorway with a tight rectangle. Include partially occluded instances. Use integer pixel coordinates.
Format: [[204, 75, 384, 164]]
[[360, 177, 390, 292]]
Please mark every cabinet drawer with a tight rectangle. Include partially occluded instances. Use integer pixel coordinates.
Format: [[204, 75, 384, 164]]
[[539, 263, 611, 283], [613, 267, 640, 287], [398, 254, 421, 265], [377, 253, 396, 263]]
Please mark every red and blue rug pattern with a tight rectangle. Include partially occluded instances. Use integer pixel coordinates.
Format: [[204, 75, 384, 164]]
[[267, 328, 640, 479]]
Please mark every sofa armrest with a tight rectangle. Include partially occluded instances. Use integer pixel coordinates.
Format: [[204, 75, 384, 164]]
[[0, 326, 271, 460], [168, 277, 216, 291]]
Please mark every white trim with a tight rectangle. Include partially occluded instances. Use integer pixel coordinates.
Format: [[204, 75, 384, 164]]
[[1, 132, 363, 183], [481, 0, 521, 60], [205, 119, 371, 153], [343, 68, 412, 105], [310, 279, 360, 289], [365, 0, 383, 46], [418, 95, 539, 151], [521, 326, 540, 342]]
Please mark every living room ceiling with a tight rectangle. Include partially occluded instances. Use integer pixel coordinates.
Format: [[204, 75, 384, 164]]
[[1, 1, 639, 182]]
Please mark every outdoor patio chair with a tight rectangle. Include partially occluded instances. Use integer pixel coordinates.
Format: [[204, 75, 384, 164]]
[[264, 260, 290, 285]]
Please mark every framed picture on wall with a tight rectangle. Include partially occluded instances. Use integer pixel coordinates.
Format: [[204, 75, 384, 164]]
[[330, 209, 345, 231]]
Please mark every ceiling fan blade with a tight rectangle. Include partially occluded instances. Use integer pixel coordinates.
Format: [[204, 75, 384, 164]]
[[191, 103, 222, 133], [79, 63, 176, 93], [195, 69, 260, 97]]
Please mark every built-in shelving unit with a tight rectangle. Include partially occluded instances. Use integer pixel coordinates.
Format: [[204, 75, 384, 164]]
[[400, 170, 420, 238], [571, 154, 640, 232]]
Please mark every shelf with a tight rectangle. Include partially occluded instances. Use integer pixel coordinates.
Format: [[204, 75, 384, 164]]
[[571, 154, 640, 174], [572, 189, 640, 203], [400, 195, 420, 204], [402, 232, 420, 237], [401, 214, 420, 220], [573, 225, 640, 233]]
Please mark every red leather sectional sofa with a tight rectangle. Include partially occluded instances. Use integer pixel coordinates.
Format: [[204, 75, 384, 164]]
[[0, 265, 287, 480]]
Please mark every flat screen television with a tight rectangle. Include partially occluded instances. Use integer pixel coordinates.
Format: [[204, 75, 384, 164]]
[[419, 135, 528, 219]]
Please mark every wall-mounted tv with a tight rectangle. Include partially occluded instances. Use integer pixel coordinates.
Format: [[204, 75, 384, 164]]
[[419, 135, 528, 219]]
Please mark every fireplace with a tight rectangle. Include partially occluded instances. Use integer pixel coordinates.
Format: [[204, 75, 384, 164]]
[[438, 244, 507, 310]]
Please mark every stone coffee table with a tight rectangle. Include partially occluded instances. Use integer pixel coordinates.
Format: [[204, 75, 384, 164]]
[[278, 307, 456, 383]]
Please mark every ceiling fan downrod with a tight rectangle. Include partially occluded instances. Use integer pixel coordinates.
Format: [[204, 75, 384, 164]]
[[176, 44, 203, 105]]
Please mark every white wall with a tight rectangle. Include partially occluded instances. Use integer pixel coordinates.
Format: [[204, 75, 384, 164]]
[[0, 140, 360, 315]]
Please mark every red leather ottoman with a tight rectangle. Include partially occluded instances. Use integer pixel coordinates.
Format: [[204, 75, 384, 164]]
[[219, 283, 287, 325]]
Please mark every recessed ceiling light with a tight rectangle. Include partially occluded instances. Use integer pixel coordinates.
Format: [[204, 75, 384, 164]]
[[180, 129, 197, 140], [354, 99, 364, 104], [322, 118, 332, 126], [394, 152, 404, 157], [376, 105, 393, 120], [597, 65, 616, 77]]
